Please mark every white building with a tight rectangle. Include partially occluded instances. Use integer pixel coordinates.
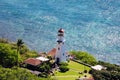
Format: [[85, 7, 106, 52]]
[[55, 28, 68, 63], [91, 65, 106, 70], [36, 57, 49, 62]]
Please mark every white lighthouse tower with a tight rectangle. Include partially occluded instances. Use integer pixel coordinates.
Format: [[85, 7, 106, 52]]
[[55, 28, 67, 64]]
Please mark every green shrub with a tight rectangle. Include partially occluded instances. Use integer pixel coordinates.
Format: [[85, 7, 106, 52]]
[[84, 70, 87, 73], [59, 65, 69, 72], [70, 50, 98, 65], [0, 43, 20, 67], [59, 62, 68, 66], [39, 63, 50, 72], [0, 67, 40, 80]]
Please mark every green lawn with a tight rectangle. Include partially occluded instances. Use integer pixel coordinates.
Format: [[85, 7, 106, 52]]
[[51, 60, 92, 80]]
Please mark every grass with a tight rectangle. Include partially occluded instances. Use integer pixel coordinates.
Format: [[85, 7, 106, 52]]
[[51, 60, 92, 80], [52, 76, 77, 80], [68, 60, 90, 72]]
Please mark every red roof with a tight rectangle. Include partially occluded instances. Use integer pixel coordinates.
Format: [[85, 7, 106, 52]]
[[58, 28, 64, 33], [24, 58, 41, 66], [47, 48, 57, 57]]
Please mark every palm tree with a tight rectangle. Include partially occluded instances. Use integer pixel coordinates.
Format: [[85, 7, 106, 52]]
[[17, 39, 24, 66]]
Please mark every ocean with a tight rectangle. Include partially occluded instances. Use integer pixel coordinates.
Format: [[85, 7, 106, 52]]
[[0, 0, 120, 64]]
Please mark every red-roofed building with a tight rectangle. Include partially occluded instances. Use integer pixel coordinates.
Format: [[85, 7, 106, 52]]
[[47, 48, 57, 58], [24, 58, 41, 66]]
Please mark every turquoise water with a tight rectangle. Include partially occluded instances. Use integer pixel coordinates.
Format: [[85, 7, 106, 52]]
[[0, 0, 120, 64]]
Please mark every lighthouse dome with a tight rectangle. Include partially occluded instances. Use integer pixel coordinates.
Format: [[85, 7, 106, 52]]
[[58, 28, 64, 33]]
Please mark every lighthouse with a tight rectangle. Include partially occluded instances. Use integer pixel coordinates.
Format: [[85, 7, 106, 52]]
[[55, 28, 67, 64]]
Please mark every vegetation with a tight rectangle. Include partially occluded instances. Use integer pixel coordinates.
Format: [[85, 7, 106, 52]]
[[1, 38, 120, 80], [90, 61, 120, 80], [17, 39, 24, 66], [17, 39, 24, 54], [0, 67, 50, 80], [59, 62, 69, 72], [59, 65, 69, 72], [59, 62, 68, 66], [0, 43, 20, 67], [52, 61, 91, 80], [98, 61, 120, 72], [0, 38, 39, 68], [0, 38, 49, 79], [70, 50, 97, 65], [39, 63, 51, 73]]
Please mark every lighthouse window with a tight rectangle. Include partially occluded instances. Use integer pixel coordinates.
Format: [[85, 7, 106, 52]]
[[58, 48, 60, 50]]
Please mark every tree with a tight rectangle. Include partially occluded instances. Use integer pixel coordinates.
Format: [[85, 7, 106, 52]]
[[0, 38, 39, 67], [17, 39, 24, 66], [98, 61, 118, 71], [90, 64, 120, 80], [59, 62, 69, 72], [0, 43, 18, 67], [17, 39, 24, 53], [70, 50, 97, 65], [39, 63, 51, 73]]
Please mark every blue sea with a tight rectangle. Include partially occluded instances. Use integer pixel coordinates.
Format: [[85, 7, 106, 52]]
[[0, 0, 120, 64]]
